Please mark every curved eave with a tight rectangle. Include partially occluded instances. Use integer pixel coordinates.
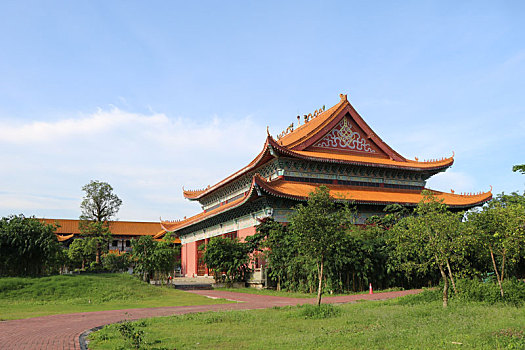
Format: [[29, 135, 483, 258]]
[[182, 137, 275, 200], [268, 136, 454, 172], [253, 175, 492, 209], [162, 178, 261, 234]]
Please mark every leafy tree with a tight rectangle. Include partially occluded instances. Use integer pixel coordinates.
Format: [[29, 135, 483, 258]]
[[390, 191, 466, 307], [67, 237, 97, 270], [102, 251, 130, 272], [512, 164, 525, 174], [131, 234, 180, 283], [0, 215, 62, 276], [250, 218, 296, 291], [79, 180, 122, 264], [131, 235, 157, 283], [467, 200, 525, 297], [201, 236, 250, 284], [289, 186, 354, 305]]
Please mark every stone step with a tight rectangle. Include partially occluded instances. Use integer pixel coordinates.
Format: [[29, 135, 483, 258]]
[[174, 283, 214, 290]]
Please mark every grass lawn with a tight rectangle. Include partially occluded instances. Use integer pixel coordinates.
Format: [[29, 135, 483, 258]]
[[88, 298, 525, 349], [0, 273, 230, 320]]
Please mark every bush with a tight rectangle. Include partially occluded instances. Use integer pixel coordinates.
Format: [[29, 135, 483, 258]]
[[102, 252, 130, 272], [396, 288, 442, 305], [456, 278, 525, 306]]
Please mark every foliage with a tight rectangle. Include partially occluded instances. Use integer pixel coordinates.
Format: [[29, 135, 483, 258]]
[[117, 321, 144, 349], [131, 234, 180, 283], [512, 164, 525, 174], [289, 185, 354, 305], [79, 180, 122, 263], [67, 238, 97, 270], [455, 278, 525, 307], [467, 198, 525, 297], [0, 273, 230, 320], [202, 236, 250, 283], [0, 215, 63, 276], [102, 252, 130, 272], [389, 191, 467, 307]]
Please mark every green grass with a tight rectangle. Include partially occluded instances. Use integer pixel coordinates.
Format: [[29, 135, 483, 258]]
[[88, 298, 525, 349], [0, 273, 230, 320], [214, 287, 402, 298]]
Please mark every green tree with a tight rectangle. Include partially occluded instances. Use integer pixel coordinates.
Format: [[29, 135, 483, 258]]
[[289, 186, 353, 305], [79, 180, 122, 264], [468, 200, 525, 297], [131, 235, 157, 283], [390, 192, 466, 307], [0, 215, 62, 276], [512, 164, 525, 174], [202, 236, 250, 284], [131, 234, 180, 284], [67, 237, 97, 270]]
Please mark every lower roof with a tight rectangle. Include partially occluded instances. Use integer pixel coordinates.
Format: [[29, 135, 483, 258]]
[[256, 177, 492, 208], [158, 175, 492, 238]]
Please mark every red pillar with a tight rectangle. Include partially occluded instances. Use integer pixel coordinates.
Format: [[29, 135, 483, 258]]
[[204, 238, 209, 276]]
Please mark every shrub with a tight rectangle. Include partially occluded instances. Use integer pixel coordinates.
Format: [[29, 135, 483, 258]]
[[102, 252, 130, 272], [456, 278, 525, 306]]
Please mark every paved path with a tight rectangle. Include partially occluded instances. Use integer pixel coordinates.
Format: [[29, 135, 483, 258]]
[[0, 289, 421, 350]]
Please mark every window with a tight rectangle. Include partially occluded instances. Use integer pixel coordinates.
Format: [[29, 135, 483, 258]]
[[126, 240, 131, 247], [112, 240, 118, 247]]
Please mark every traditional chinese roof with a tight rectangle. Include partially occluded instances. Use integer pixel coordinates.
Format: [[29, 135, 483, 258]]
[[183, 94, 454, 201], [39, 219, 175, 240], [158, 174, 491, 239], [253, 175, 492, 209]]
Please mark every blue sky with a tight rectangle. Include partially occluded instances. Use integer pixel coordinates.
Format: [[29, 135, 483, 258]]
[[0, 1, 523, 221]]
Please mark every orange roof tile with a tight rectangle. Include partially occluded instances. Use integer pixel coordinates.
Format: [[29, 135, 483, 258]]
[[56, 234, 74, 242], [161, 192, 251, 234], [254, 176, 492, 208], [293, 149, 454, 170], [39, 219, 162, 236], [182, 94, 454, 201]]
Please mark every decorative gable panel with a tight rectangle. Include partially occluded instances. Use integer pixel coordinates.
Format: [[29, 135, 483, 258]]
[[309, 115, 386, 156]]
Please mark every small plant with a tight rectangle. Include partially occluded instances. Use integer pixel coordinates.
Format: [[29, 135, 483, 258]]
[[117, 321, 144, 349], [296, 303, 342, 319]]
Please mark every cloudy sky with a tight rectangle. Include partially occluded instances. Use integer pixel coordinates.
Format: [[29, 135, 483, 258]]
[[0, 1, 524, 221]]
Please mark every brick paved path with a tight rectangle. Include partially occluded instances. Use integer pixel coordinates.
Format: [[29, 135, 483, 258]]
[[0, 289, 421, 350]]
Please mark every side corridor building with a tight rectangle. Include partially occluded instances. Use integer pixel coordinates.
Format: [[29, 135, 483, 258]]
[[157, 94, 492, 277]]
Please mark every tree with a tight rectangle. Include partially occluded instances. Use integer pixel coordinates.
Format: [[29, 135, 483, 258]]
[[131, 235, 157, 283], [67, 237, 96, 270], [512, 164, 525, 174], [289, 186, 353, 305], [79, 180, 122, 264], [131, 234, 180, 284], [202, 236, 250, 284], [0, 215, 62, 276], [390, 192, 466, 307], [467, 200, 525, 297]]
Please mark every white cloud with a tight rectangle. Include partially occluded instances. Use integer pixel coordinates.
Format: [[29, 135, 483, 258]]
[[0, 108, 266, 221]]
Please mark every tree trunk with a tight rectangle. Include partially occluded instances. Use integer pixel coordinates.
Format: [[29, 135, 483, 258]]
[[500, 251, 506, 284], [82, 259, 85, 270], [446, 258, 457, 295], [277, 275, 281, 292], [96, 241, 101, 264], [437, 259, 448, 308], [316, 258, 324, 306], [489, 246, 504, 297]]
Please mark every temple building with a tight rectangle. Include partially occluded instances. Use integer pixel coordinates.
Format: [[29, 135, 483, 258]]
[[40, 218, 176, 251], [157, 94, 492, 278]]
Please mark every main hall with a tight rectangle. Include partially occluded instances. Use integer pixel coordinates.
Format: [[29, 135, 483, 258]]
[[156, 94, 492, 278]]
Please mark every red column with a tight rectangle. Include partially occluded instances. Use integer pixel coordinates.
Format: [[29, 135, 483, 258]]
[[204, 238, 209, 276]]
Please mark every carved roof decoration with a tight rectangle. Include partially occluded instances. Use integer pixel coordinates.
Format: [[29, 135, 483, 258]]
[[181, 94, 455, 201]]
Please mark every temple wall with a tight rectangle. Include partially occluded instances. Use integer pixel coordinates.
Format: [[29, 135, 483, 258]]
[[183, 241, 198, 277], [237, 225, 256, 242]]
